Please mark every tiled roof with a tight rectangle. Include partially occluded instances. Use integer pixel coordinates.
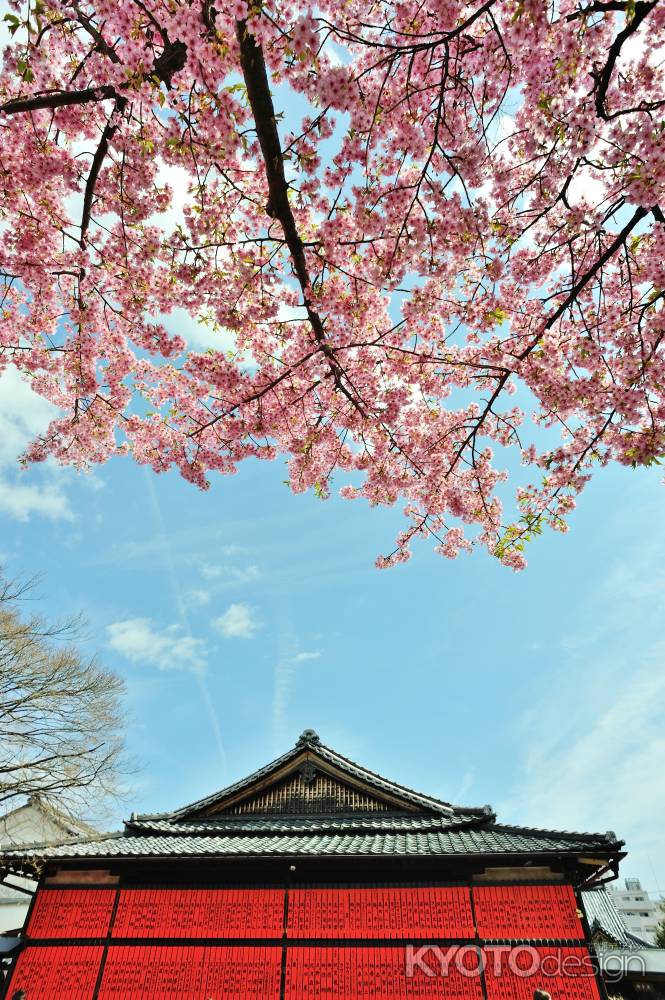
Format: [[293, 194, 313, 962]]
[[0, 733, 625, 873], [3, 824, 621, 863], [124, 812, 487, 836], [582, 887, 653, 949]]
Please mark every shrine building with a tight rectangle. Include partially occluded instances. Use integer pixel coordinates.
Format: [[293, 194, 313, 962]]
[[0, 729, 626, 998]]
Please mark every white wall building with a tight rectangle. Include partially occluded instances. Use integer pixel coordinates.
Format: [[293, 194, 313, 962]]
[[607, 876, 663, 945], [0, 798, 97, 933]]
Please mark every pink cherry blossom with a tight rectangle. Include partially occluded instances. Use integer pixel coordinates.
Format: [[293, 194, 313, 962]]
[[0, 0, 664, 568]]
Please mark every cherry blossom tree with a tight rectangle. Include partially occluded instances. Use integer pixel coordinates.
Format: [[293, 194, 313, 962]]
[[0, 0, 663, 567]]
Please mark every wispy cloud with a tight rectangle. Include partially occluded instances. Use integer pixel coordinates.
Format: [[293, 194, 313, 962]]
[[273, 646, 323, 746], [201, 563, 223, 580], [504, 523, 665, 888], [0, 477, 72, 522], [142, 472, 227, 773], [187, 588, 212, 606], [212, 603, 262, 639], [0, 369, 74, 522], [201, 561, 260, 584], [107, 617, 208, 672], [273, 656, 297, 747]]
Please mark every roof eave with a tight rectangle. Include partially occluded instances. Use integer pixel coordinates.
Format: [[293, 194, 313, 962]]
[[5, 847, 625, 868]]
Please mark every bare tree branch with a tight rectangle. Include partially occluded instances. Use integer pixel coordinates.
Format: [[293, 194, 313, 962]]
[[0, 572, 130, 818]]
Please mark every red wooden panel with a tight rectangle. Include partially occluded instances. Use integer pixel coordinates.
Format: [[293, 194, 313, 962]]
[[287, 887, 475, 938], [97, 944, 281, 998], [473, 885, 584, 940], [7, 945, 103, 999], [111, 888, 284, 938], [483, 945, 602, 1000], [26, 888, 116, 939], [284, 945, 485, 998]]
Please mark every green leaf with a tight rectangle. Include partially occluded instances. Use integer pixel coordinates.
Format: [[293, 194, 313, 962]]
[[485, 306, 508, 326], [16, 59, 34, 83]]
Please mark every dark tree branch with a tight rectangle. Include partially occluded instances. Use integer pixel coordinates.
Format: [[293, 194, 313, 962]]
[[1, 86, 116, 115], [70, 4, 122, 64], [80, 97, 126, 243], [152, 40, 187, 89], [1, 37, 186, 117], [593, 0, 660, 120], [541, 205, 650, 331], [235, 19, 366, 416], [445, 205, 651, 476], [566, 1, 635, 21]]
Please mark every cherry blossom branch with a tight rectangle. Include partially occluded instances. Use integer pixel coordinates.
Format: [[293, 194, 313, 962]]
[[592, 0, 661, 120], [1, 86, 116, 115], [1, 37, 185, 117], [235, 19, 366, 417], [446, 205, 652, 476], [80, 97, 126, 243]]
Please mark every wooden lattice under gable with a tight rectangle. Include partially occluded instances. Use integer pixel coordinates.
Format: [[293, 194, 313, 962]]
[[206, 768, 392, 815]]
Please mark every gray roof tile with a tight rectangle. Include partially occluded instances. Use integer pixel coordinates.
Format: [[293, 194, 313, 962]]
[[582, 888, 653, 949], [3, 826, 620, 863], [125, 812, 485, 836]]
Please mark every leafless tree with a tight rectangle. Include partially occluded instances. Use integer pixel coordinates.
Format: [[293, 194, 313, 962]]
[[0, 574, 129, 819]]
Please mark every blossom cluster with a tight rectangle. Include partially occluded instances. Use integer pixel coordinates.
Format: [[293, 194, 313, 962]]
[[0, 0, 663, 567]]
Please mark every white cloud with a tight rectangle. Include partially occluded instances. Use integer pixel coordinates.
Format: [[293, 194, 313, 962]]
[[0, 478, 72, 522], [212, 603, 262, 639], [154, 306, 238, 354], [319, 38, 349, 68], [150, 160, 190, 232], [200, 561, 260, 584], [201, 563, 223, 580], [453, 769, 475, 803], [232, 564, 260, 583], [277, 302, 309, 323], [0, 368, 74, 522], [220, 544, 245, 557], [187, 588, 212, 606], [293, 651, 321, 662], [566, 163, 607, 209], [107, 617, 207, 672], [0, 369, 56, 463]]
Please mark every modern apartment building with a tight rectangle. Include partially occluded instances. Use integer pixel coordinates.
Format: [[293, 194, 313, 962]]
[[608, 876, 663, 945]]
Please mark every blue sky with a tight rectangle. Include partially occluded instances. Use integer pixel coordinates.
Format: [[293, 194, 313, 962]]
[[0, 3, 662, 897], [0, 366, 664, 895]]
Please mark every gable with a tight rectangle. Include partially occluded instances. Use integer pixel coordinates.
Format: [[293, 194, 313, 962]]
[[192, 752, 420, 816], [0, 801, 95, 848], [163, 731, 472, 821], [202, 766, 394, 816], [591, 928, 621, 949]]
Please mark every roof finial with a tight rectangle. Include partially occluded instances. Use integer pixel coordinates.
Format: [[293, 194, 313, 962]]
[[297, 728, 320, 746]]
